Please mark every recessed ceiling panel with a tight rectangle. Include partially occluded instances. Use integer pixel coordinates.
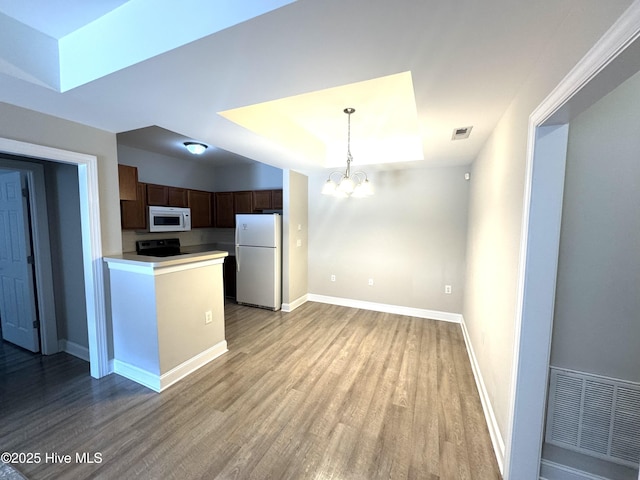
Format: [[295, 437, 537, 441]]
[[218, 71, 423, 168]]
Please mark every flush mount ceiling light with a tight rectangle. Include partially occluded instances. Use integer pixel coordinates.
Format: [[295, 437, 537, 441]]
[[322, 108, 373, 198], [183, 142, 208, 155]]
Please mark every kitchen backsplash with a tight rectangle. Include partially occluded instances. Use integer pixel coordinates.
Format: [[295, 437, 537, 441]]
[[122, 228, 235, 253]]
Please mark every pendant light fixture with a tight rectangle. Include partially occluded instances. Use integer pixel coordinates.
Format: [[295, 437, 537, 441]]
[[322, 108, 373, 198]]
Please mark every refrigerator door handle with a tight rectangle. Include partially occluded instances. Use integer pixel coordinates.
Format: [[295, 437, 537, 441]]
[[235, 225, 240, 272]]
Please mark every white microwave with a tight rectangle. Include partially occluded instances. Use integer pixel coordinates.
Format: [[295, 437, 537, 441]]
[[148, 206, 191, 232]]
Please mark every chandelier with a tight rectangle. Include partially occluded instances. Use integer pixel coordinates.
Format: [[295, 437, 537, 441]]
[[321, 108, 373, 198]]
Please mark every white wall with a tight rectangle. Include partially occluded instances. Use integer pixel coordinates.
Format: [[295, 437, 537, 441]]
[[308, 165, 469, 314], [461, 2, 633, 463], [551, 69, 640, 382]]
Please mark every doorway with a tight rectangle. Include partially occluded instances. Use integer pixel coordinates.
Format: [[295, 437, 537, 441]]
[[0, 137, 109, 379], [504, 7, 640, 479]]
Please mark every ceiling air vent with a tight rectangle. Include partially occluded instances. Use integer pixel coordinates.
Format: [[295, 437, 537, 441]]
[[452, 126, 473, 140]]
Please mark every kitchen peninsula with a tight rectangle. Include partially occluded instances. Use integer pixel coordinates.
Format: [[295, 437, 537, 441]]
[[104, 249, 228, 392]]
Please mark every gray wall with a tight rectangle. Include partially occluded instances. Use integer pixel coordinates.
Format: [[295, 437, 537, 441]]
[[44, 162, 88, 347], [461, 4, 631, 451], [308, 165, 469, 313], [117, 144, 217, 190], [117, 144, 283, 192], [213, 162, 283, 192], [550, 69, 640, 382]]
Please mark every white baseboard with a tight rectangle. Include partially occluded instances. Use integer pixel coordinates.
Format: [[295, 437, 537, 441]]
[[307, 294, 462, 323], [58, 339, 90, 362], [282, 294, 308, 312], [114, 340, 228, 392], [459, 316, 505, 474], [113, 359, 160, 391]]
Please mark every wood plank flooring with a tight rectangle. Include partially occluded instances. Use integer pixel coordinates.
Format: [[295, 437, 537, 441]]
[[0, 302, 501, 479]]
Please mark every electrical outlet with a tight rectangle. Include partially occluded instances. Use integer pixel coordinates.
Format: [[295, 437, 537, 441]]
[[330, 274, 336, 282], [445, 285, 452, 294], [205, 310, 213, 324], [368, 278, 374, 286]]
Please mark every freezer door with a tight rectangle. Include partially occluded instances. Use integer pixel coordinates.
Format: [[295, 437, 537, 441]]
[[236, 245, 281, 310], [236, 214, 281, 248]]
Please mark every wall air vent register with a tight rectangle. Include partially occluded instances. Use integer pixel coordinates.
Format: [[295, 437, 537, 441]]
[[546, 367, 640, 468]]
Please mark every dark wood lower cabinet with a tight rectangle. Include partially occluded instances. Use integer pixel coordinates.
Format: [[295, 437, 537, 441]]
[[223, 256, 236, 299]]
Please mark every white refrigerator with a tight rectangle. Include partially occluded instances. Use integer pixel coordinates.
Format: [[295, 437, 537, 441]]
[[235, 213, 282, 310]]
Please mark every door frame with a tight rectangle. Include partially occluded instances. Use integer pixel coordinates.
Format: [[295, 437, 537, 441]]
[[504, 3, 640, 478], [0, 161, 58, 354], [0, 138, 108, 378]]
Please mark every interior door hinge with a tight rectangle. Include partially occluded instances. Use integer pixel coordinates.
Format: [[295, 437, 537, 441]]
[[33, 320, 40, 329], [22, 187, 29, 199], [27, 255, 34, 264]]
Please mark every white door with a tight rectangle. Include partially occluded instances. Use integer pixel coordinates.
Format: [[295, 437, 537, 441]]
[[236, 214, 280, 248], [0, 171, 39, 352], [236, 245, 280, 309]]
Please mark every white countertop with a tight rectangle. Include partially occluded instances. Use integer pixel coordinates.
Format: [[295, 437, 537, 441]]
[[104, 249, 228, 269]]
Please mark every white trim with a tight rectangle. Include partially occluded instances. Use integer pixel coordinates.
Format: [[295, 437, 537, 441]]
[[307, 294, 462, 323], [58, 339, 90, 362], [113, 340, 228, 392], [505, 3, 640, 478], [282, 294, 308, 312], [539, 459, 614, 480], [159, 340, 228, 391], [0, 137, 109, 379], [460, 316, 505, 474], [113, 360, 160, 392]]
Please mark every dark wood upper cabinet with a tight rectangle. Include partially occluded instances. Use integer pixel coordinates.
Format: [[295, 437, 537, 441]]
[[188, 189, 212, 228], [234, 191, 253, 215], [168, 187, 188, 207], [121, 182, 147, 230], [214, 192, 234, 228], [272, 189, 283, 209], [146, 184, 168, 206], [118, 164, 138, 201], [119, 178, 283, 231], [252, 190, 272, 211]]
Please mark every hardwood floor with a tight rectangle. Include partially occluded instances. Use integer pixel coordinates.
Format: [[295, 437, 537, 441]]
[[0, 302, 501, 479]]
